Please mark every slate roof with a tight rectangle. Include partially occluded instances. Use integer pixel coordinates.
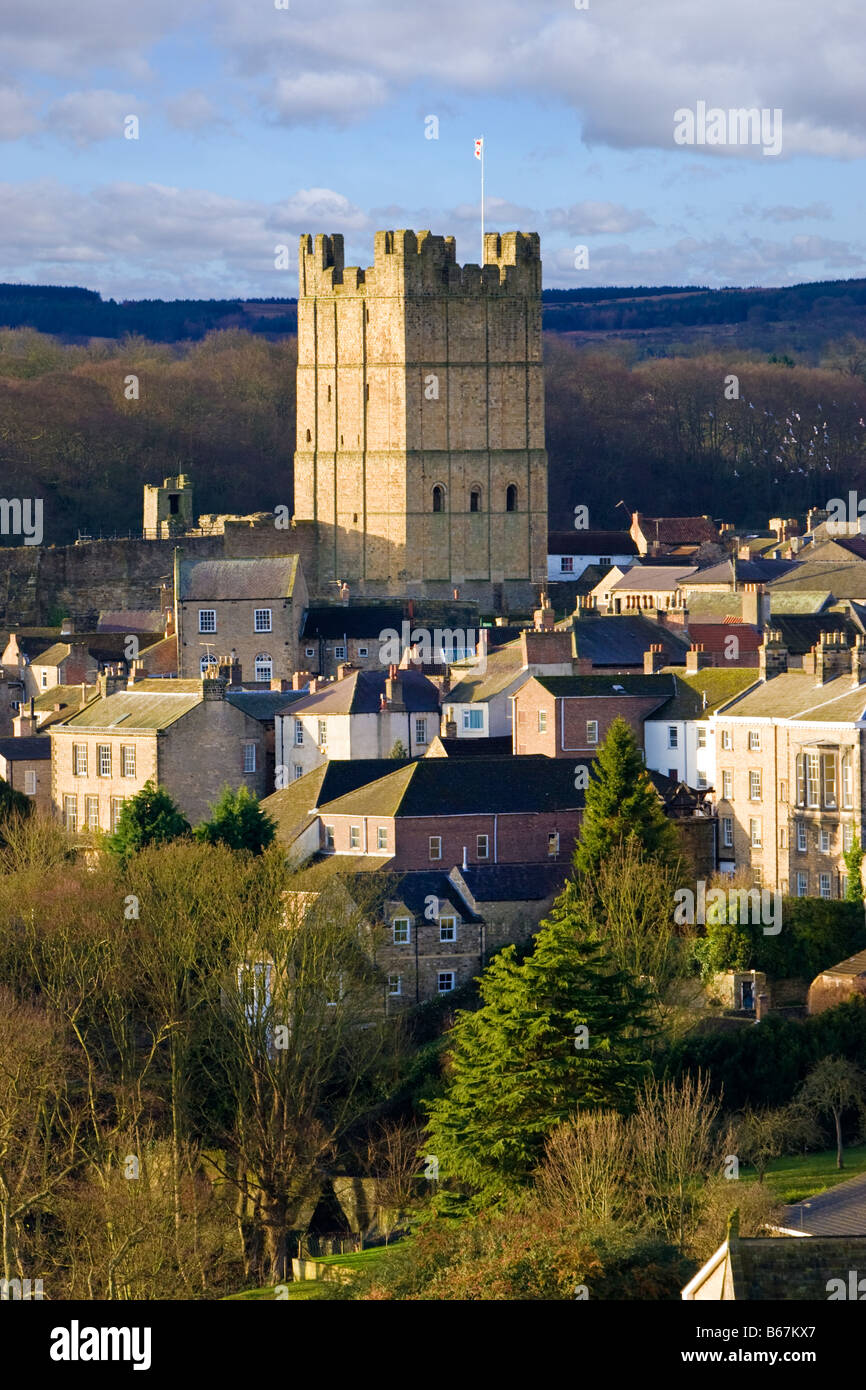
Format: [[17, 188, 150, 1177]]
[[815, 948, 866, 980], [727, 1235, 866, 1298], [0, 736, 51, 760], [58, 679, 203, 731], [456, 862, 570, 902], [97, 610, 163, 632], [317, 755, 590, 819], [651, 667, 759, 719], [33, 684, 99, 726], [684, 593, 744, 622], [178, 556, 300, 601], [769, 590, 835, 614], [717, 671, 866, 722], [425, 735, 514, 757], [569, 614, 691, 666], [282, 668, 440, 717], [262, 760, 411, 845], [533, 672, 677, 702], [226, 690, 305, 722], [606, 564, 698, 591], [547, 530, 637, 557], [300, 600, 480, 640], [683, 557, 800, 586], [771, 613, 862, 655], [447, 639, 525, 702], [832, 535, 866, 560], [30, 633, 161, 666], [769, 560, 866, 600], [686, 623, 763, 656], [782, 1171, 866, 1237]]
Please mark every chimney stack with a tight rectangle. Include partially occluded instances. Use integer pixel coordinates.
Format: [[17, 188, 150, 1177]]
[[643, 643, 667, 675], [292, 670, 311, 690], [686, 643, 709, 673], [758, 629, 788, 681]]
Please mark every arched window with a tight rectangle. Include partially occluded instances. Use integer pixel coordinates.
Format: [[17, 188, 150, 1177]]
[[506, 484, 518, 512], [255, 653, 273, 681], [470, 488, 482, 513], [200, 654, 217, 675], [432, 485, 445, 513]]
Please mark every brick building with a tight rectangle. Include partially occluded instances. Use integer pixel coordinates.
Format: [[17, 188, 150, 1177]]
[[50, 671, 268, 831], [175, 554, 308, 682], [512, 672, 678, 757]]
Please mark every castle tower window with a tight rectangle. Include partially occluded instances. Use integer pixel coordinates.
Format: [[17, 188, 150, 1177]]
[[470, 488, 481, 513], [305, 429, 311, 442], [327, 384, 332, 402], [254, 653, 273, 681], [432, 485, 445, 513], [168, 493, 180, 515], [506, 484, 518, 512]]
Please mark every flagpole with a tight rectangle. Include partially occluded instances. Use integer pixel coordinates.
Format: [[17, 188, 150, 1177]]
[[480, 135, 485, 264]]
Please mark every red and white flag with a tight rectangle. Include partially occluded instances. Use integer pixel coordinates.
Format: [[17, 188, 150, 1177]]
[[474, 138, 483, 159]]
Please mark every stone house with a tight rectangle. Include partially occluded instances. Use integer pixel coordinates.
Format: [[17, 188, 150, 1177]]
[[0, 735, 52, 815], [50, 671, 268, 831], [546, 529, 637, 582], [642, 665, 757, 789], [299, 598, 481, 679], [807, 948, 866, 1015], [712, 631, 866, 895], [630, 512, 719, 561], [175, 554, 308, 682], [591, 564, 696, 615], [275, 666, 441, 780], [443, 627, 575, 740], [682, 1214, 866, 1300]]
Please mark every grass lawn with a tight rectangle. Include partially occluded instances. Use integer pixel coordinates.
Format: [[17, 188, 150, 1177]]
[[224, 1281, 336, 1301], [314, 1241, 407, 1271], [740, 1143, 866, 1205]]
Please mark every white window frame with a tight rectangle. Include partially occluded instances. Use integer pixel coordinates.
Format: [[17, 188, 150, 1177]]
[[294, 718, 303, 746], [63, 795, 77, 831], [254, 653, 273, 682], [121, 744, 135, 778], [333, 645, 347, 661], [254, 608, 272, 634], [538, 709, 547, 734], [243, 743, 257, 773], [377, 826, 388, 851], [73, 743, 87, 777], [198, 609, 216, 634], [317, 718, 328, 749], [819, 873, 832, 900], [415, 717, 428, 745], [439, 917, 457, 943], [586, 720, 599, 745], [722, 770, 732, 800], [429, 835, 442, 861], [462, 708, 484, 731], [668, 726, 678, 750], [750, 818, 762, 849], [560, 555, 574, 574], [85, 795, 99, 831], [437, 971, 456, 994], [393, 918, 411, 945], [349, 825, 361, 849], [697, 726, 707, 749], [97, 744, 111, 778], [797, 821, 807, 852], [797, 871, 808, 898], [387, 974, 401, 997], [477, 833, 489, 859], [23, 769, 37, 796], [748, 730, 761, 751], [294, 764, 303, 780], [819, 828, 831, 853], [358, 646, 369, 658], [722, 816, 733, 848], [722, 729, 732, 750], [749, 770, 762, 802], [324, 824, 335, 850]]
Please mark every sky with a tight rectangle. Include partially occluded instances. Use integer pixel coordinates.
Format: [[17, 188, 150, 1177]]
[[1, 0, 865, 299]]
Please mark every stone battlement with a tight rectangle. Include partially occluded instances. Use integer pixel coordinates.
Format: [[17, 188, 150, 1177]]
[[298, 229, 541, 298]]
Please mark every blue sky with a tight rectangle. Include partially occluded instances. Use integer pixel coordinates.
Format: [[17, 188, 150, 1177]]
[[1, 0, 864, 299]]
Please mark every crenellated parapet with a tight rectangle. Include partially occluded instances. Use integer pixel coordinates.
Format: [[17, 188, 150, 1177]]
[[298, 228, 542, 298]]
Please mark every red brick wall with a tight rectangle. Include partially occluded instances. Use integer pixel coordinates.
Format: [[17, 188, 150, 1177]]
[[320, 809, 581, 869], [513, 679, 557, 756], [514, 679, 662, 756]]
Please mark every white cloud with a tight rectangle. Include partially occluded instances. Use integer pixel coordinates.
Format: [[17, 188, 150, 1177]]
[[0, 82, 38, 139], [268, 71, 388, 126], [44, 90, 142, 146], [165, 90, 223, 131], [547, 202, 654, 235]]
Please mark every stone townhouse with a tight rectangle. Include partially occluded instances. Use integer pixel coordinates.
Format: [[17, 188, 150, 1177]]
[[0, 735, 51, 814], [642, 664, 757, 789], [275, 666, 441, 780], [310, 756, 587, 871], [712, 631, 866, 896], [175, 554, 308, 682], [443, 626, 575, 741], [50, 670, 268, 831]]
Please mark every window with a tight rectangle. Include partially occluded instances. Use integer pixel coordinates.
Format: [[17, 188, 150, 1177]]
[[722, 729, 732, 750], [779, 780, 788, 803], [317, 719, 328, 748], [305, 646, 316, 658], [295, 719, 304, 746], [548, 831, 560, 857], [820, 828, 831, 853], [23, 769, 36, 796], [842, 753, 854, 808], [841, 874, 849, 897], [333, 645, 347, 660], [462, 708, 484, 731], [349, 825, 360, 849], [358, 646, 369, 658], [110, 798, 124, 832], [748, 730, 761, 751], [668, 726, 678, 749], [819, 872, 832, 900], [722, 816, 733, 847], [505, 484, 517, 512], [387, 975, 401, 997], [85, 795, 99, 830], [432, 485, 445, 512], [780, 826, 788, 849], [377, 827, 388, 851], [599, 556, 611, 567], [97, 744, 111, 778], [429, 836, 442, 860], [393, 919, 410, 945], [697, 726, 707, 749], [844, 823, 854, 852], [294, 764, 303, 780], [63, 795, 77, 831], [586, 720, 599, 745], [415, 717, 428, 745], [200, 654, 217, 675], [697, 771, 708, 790], [750, 818, 762, 848], [121, 745, 135, 778], [667, 768, 677, 783], [797, 872, 808, 898], [439, 917, 457, 943], [41, 669, 48, 689], [560, 556, 574, 574], [806, 753, 820, 808], [254, 653, 273, 681], [722, 770, 732, 800], [796, 755, 806, 806], [822, 754, 837, 808], [753, 865, 763, 886], [797, 822, 807, 851], [437, 971, 456, 993], [470, 488, 481, 513], [477, 833, 489, 859], [243, 743, 256, 773], [254, 609, 272, 633], [199, 610, 216, 633], [538, 710, 547, 734], [324, 825, 335, 850], [73, 743, 87, 777], [749, 770, 761, 801]]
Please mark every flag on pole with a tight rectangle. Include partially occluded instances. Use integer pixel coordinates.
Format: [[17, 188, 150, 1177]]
[[474, 138, 483, 159]]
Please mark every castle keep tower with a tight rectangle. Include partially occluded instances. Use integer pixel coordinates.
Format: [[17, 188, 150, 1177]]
[[293, 229, 548, 604]]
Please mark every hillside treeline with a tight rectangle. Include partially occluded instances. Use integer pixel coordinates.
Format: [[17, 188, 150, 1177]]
[[2, 326, 866, 542]]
